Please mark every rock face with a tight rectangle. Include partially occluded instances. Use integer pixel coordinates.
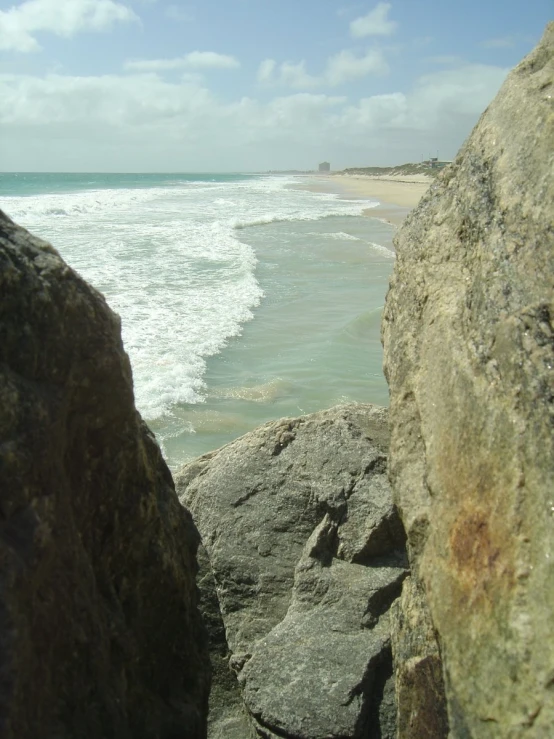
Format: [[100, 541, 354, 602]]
[[0, 211, 210, 738], [390, 577, 448, 739], [382, 24, 554, 737], [176, 404, 408, 739]]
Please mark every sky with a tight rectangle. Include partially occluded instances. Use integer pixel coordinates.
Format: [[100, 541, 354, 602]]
[[0, 0, 551, 172]]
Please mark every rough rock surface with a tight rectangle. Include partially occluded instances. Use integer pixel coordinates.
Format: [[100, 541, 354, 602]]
[[176, 404, 407, 738], [382, 24, 554, 737], [390, 577, 448, 739], [0, 210, 210, 738], [196, 545, 256, 739]]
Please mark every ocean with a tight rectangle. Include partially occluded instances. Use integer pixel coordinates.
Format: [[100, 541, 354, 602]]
[[0, 172, 395, 469]]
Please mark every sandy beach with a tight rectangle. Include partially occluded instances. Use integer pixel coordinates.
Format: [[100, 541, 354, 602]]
[[292, 173, 433, 226]]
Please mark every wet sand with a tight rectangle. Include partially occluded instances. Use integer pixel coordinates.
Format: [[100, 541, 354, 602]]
[[291, 173, 432, 226]]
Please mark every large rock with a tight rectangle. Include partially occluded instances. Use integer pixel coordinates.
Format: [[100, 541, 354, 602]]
[[195, 544, 256, 739], [176, 404, 408, 738], [390, 577, 448, 739], [382, 24, 554, 737], [0, 211, 210, 738]]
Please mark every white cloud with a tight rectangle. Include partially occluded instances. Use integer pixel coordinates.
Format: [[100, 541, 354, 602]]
[[339, 92, 407, 129], [181, 72, 204, 84], [0, 0, 138, 52], [0, 63, 508, 170], [257, 59, 276, 83], [350, 3, 396, 38], [254, 93, 347, 135], [257, 49, 388, 88], [409, 65, 508, 122], [326, 49, 388, 84], [279, 60, 320, 88], [177, 51, 240, 70], [257, 58, 318, 88], [339, 64, 508, 136], [481, 36, 515, 49], [165, 4, 193, 22], [0, 72, 215, 129], [125, 52, 240, 72]]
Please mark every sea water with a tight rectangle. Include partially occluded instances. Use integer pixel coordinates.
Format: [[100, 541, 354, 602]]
[[0, 172, 395, 469]]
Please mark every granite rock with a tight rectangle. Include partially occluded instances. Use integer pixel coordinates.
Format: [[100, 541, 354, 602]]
[[382, 24, 554, 737], [176, 404, 407, 738], [0, 211, 210, 738], [196, 545, 256, 739], [390, 577, 448, 739]]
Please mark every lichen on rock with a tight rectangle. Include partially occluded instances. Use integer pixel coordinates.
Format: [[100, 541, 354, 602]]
[[382, 22, 554, 737]]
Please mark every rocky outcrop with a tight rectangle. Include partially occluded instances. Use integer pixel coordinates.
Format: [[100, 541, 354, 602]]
[[195, 544, 256, 739], [176, 404, 408, 738], [390, 577, 448, 738], [0, 211, 210, 738], [382, 23, 554, 737]]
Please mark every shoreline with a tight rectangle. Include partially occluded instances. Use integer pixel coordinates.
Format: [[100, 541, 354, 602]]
[[290, 173, 432, 226]]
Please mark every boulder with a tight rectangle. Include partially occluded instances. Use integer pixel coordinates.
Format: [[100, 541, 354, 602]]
[[0, 211, 210, 738], [176, 404, 407, 738], [196, 544, 256, 739], [382, 24, 554, 737], [390, 577, 448, 739]]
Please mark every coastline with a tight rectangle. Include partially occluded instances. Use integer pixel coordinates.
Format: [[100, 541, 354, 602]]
[[290, 173, 432, 226], [5, 172, 395, 468]]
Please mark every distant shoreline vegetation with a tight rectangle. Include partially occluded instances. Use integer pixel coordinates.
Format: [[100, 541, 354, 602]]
[[265, 162, 445, 177], [338, 162, 444, 176]]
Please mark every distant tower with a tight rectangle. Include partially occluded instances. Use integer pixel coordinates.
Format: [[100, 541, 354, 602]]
[[318, 161, 331, 173]]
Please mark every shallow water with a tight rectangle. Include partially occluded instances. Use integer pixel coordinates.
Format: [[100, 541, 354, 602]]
[[1, 173, 394, 469], [158, 212, 395, 466]]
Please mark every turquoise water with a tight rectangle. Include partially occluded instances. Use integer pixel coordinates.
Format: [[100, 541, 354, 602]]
[[0, 172, 394, 469], [0, 172, 257, 197]]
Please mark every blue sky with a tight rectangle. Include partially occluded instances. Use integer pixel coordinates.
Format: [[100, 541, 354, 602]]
[[0, 0, 551, 171]]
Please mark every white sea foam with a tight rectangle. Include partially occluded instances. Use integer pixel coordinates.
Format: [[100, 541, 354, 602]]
[[231, 210, 363, 230], [3, 175, 374, 422], [314, 231, 362, 241], [368, 241, 396, 258]]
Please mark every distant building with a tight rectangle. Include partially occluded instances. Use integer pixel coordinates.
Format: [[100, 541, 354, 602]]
[[424, 157, 452, 170], [318, 161, 331, 173]]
